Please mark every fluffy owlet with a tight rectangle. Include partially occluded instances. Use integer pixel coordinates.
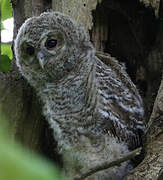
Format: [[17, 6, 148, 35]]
[[15, 12, 145, 179]]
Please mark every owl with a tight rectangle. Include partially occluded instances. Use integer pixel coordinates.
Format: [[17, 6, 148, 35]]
[[15, 12, 145, 179]]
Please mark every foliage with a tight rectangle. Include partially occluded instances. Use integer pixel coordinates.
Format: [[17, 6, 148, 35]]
[[1, 0, 13, 72], [1, 0, 12, 21], [1, 44, 12, 59], [0, 54, 11, 72], [0, 44, 12, 72], [1, 22, 5, 30], [0, 44, 13, 72], [0, 116, 63, 180]]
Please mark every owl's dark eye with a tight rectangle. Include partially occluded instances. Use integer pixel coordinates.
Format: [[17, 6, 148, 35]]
[[26, 45, 35, 56], [45, 38, 57, 50]]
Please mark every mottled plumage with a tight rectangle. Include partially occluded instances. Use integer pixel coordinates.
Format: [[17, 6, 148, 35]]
[[15, 12, 145, 179]]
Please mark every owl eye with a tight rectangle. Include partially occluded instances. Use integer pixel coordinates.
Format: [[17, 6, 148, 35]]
[[45, 38, 57, 50], [26, 45, 35, 56]]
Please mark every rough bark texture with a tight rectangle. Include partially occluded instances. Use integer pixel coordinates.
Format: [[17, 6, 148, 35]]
[[125, 78, 163, 180], [1, 0, 61, 164], [0, 0, 162, 179], [52, 0, 101, 30], [140, 0, 160, 16]]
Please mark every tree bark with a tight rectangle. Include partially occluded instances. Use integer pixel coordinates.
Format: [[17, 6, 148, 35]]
[[1, 0, 42, 149], [0, 0, 60, 164], [125, 77, 163, 180], [125, 6, 163, 179]]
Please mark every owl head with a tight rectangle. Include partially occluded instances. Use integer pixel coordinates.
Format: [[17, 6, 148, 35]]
[[15, 12, 94, 87]]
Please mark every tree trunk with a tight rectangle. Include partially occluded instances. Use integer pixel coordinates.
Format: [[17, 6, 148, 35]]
[[0, 0, 162, 179], [0, 0, 61, 164], [126, 77, 163, 180]]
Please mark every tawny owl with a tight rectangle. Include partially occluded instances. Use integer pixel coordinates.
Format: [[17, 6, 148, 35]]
[[15, 12, 145, 179]]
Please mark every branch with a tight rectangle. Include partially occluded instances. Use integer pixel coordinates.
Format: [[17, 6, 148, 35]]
[[73, 147, 142, 180], [126, 75, 163, 179]]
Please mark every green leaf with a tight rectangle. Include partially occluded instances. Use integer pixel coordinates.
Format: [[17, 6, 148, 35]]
[[1, 44, 13, 59], [1, 0, 12, 21], [0, 116, 63, 180], [0, 144, 63, 180], [1, 22, 5, 30], [0, 54, 11, 72]]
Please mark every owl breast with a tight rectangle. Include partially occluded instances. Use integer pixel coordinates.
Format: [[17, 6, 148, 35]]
[[37, 53, 144, 179]]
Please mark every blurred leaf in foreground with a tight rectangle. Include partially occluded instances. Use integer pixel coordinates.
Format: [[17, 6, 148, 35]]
[[0, 116, 63, 180], [0, 55, 11, 72]]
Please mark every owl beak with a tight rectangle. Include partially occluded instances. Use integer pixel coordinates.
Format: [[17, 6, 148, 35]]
[[37, 51, 45, 69]]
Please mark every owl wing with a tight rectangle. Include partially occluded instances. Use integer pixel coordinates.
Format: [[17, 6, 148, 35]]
[[95, 52, 145, 149]]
